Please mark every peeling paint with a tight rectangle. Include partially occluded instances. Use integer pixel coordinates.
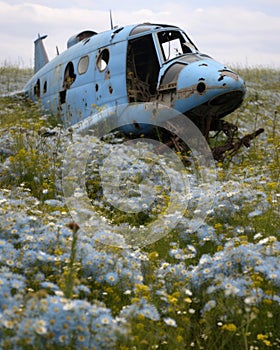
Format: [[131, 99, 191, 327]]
[[218, 70, 239, 81], [177, 83, 228, 100], [177, 86, 197, 99], [105, 70, 111, 80]]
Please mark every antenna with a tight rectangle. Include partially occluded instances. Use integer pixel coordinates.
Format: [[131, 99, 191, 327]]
[[110, 9, 113, 29]]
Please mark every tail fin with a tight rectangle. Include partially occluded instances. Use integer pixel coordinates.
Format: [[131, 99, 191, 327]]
[[34, 34, 49, 73]]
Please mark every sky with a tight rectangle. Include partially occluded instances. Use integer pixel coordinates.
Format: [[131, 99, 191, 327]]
[[1, 0, 280, 69]]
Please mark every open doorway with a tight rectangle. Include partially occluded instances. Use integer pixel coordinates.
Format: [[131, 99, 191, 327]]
[[126, 34, 160, 102]]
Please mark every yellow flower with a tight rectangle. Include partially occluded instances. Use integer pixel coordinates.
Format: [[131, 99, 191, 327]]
[[221, 323, 237, 332], [136, 314, 145, 321], [54, 248, 63, 255], [167, 295, 178, 305], [257, 334, 268, 341], [263, 298, 273, 305], [176, 335, 184, 343], [136, 323, 144, 330], [257, 334, 272, 347], [131, 297, 140, 303], [267, 182, 277, 190], [214, 223, 223, 230], [239, 235, 248, 241], [148, 251, 159, 260], [135, 284, 150, 298]]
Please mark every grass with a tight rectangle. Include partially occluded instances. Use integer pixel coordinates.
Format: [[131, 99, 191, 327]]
[[0, 64, 32, 94], [0, 65, 279, 349]]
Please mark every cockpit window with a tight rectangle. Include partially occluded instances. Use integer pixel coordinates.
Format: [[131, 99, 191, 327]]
[[157, 30, 195, 61]]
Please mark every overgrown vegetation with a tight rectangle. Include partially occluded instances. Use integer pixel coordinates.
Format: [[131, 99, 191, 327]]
[[0, 65, 279, 349]]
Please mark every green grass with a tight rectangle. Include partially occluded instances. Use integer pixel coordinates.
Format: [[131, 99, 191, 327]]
[[0, 64, 32, 94]]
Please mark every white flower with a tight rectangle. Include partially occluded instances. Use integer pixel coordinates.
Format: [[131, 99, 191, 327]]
[[254, 233, 263, 240], [101, 316, 111, 325], [63, 301, 74, 310], [4, 320, 14, 329], [244, 296, 257, 305], [34, 320, 47, 334], [163, 317, 177, 327]]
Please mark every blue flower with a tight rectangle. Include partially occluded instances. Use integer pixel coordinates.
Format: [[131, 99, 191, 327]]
[[120, 298, 160, 321], [105, 272, 119, 285], [248, 209, 263, 218]]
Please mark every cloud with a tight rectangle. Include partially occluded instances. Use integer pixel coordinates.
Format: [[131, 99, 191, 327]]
[[0, 2, 110, 64], [162, 4, 280, 67], [0, 1, 279, 68]]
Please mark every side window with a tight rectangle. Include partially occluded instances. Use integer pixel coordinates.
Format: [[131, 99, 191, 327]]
[[34, 79, 40, 98], [78, 55, 89, 74], [97, 49, 110, 71], [43, 81, 47, 94], [63, 61, 76, 89]]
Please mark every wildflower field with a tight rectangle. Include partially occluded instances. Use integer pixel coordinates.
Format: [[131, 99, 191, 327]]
[[0, 65, 279, 350]]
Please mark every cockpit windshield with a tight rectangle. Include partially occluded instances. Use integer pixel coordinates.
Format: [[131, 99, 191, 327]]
[[157, 30, 196, 61]]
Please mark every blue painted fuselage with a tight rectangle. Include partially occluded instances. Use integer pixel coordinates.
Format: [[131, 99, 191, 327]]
[[24, 23, 246, 134]]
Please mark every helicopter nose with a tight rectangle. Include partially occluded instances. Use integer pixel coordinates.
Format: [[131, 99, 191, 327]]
[[170, 60, 246, 117]]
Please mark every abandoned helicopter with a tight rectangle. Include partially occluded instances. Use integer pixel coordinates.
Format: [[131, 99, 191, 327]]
[[23, 22, 263, 159]]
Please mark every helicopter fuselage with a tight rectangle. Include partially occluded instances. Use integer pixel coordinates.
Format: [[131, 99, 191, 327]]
[[24, 23, 246, 135]]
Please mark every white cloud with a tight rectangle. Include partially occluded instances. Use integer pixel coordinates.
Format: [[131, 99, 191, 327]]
[[0, 1, 279, 68], [163, 4, 280, 67]]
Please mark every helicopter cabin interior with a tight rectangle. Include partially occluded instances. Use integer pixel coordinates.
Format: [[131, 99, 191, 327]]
[[126, 34, 159, 102], [126, 28, 193, 103]]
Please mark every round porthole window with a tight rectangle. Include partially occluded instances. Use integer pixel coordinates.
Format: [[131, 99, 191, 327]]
[[97, 48, 110, 71]]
